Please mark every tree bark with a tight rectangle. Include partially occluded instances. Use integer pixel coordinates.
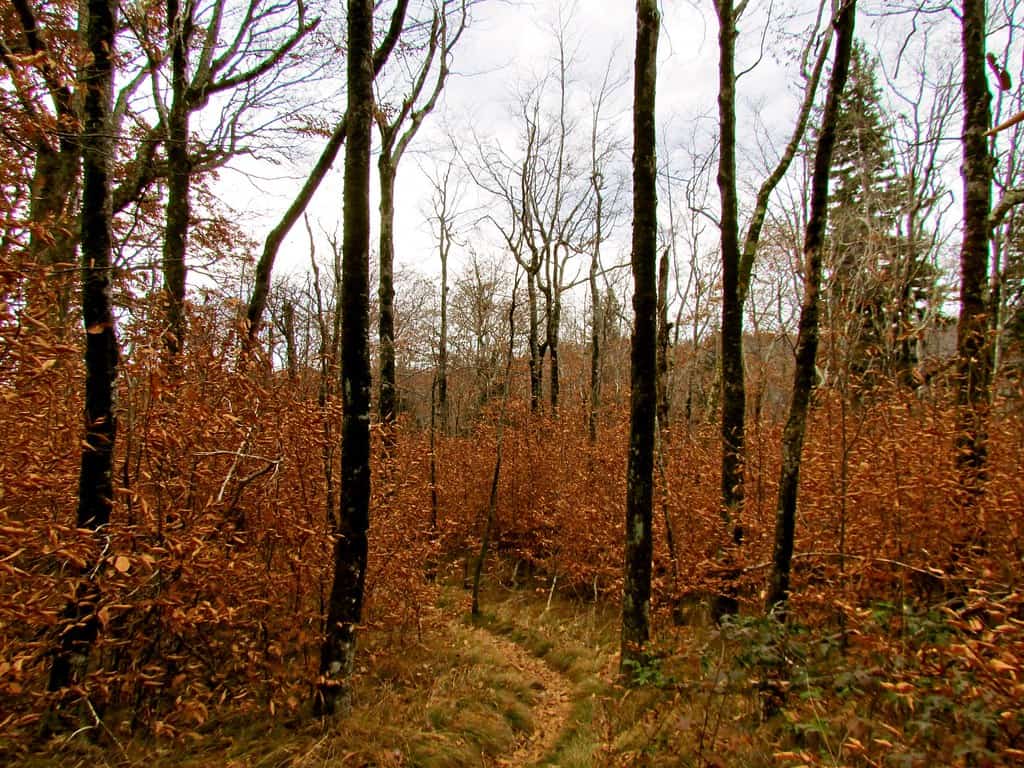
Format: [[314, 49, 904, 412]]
[[716, 0, 745, 545], [548, 299, 560, 413], [656, 247, 670, 432], [527, 271, 542, 411], [621, 0, 658, 680], [955, 0, 992, 496], [438, 224, 450, 434], [317, 0, 373, 716], [15, 0, 81, 325], [378, 159, 398, 426], [49, 0, 119, 695], [767, 0, 856, 614], [162, 0, 193, 355], [588, 175, 603, 443]]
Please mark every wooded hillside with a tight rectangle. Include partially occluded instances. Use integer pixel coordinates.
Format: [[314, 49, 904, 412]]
[[1, 1, 1023, 765]]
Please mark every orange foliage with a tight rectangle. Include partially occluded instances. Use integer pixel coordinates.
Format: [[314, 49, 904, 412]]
[[1, 261, 1022, 752]]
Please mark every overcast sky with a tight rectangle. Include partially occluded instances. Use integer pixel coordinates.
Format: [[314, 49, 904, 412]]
[[217, 0, 969, 306]]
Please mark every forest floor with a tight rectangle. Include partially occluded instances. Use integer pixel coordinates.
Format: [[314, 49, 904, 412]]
[[19, 569, 1011, 765], [16, 571, 1015, 766], [18, 579, 621, 768]]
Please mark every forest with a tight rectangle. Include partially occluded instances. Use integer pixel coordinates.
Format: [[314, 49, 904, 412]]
[[1, 0, 1023, 765]]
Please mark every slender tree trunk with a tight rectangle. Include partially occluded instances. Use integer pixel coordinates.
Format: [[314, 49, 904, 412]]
[[429, 375, 439, 529], [656, 247, 670, 432], [955, 0, 992, 496], [716, 0, 745, 545], [621, 0, 658, 680], [317, 0, 373, 716], [162, 0, 192, 355], [378, 159, 397, 427], [309, 247, 338, 530], [471, 275, 519, 616], [282, 298, 297, 379], [438, 228, 449, 434], [589, 222, 602, 443], [548, 301, 560, 413], [527, 271, 541, 412], [49, 0, 119, 695], [767, 0, 856, 614]]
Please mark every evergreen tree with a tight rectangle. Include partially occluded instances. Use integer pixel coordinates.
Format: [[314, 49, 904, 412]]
[[825, 42, 938, 382]]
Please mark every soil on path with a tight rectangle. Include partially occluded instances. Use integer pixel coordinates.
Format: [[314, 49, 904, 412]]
[[464, 622, 575, 768]]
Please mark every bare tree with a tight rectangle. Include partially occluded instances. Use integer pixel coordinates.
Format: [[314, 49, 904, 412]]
[[423, 154, 465, 435], [714, 0, 832, 545], [159, 0, 318, 354], [768, 0, 856, 615], [377, 0, 468, 426], [464, 11, 604, 414]]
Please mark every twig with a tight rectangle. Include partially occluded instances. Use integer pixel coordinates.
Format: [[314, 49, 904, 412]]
[[84, 695, 129, 762]]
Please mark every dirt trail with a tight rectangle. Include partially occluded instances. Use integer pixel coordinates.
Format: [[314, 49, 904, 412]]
[[466, 624, 574, 768]]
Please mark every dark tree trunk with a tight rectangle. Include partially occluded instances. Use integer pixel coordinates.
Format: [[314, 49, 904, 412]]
[[429, 375, 439, 528], [656, 247, 670, 432], [317, 0, 374, 716], [438, 227, 449, 434], [378, 159, 397, 426], [588, 203, 602, 443], [162, 0, 193, 355], [716, 0, 745, 545], [49, 0, 119, 694], [955, 0, 992, 496], [376, 3, 459, 429], [282, 298, 297, 379], [527, 271, 541, 412], [767, 0, 856, 614], [621, 0, 658, 681], [548, 303, 560, 413]]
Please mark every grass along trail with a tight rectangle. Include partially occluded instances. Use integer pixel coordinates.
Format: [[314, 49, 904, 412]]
[[464, 619, 573, 767]]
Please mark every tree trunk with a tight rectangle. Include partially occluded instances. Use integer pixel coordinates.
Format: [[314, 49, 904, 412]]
[[282, 298, 297, 379], [438, 226, 449, 434], [378, 159, 397, 427], [589, 216, 602, 443], [28, 140, 79, 325], [527, 271, 541, 412], [49, 0, 119, 695], [162, 0, 193, 355], [716, 0, 745, 545], [621, 0, 658, 681], [955, 0, 992, 496], [18, 0, 81, 328], [548, 301, 560, 413], [430, 375, 439, 529], [767, 0, 856, 614], [656, 247, 670, 432], [317, 0, 373, 716], [471, 274, 519, 616]]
